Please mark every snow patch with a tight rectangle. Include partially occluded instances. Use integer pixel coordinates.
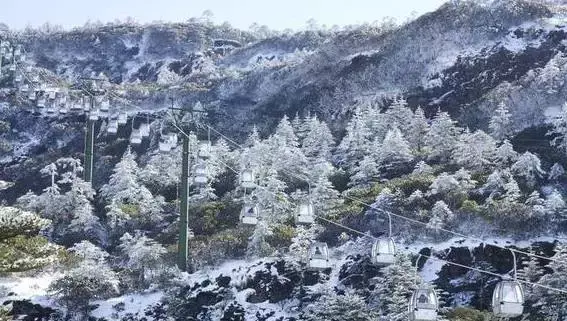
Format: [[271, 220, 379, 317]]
[[91, 291, 163, 320], [0, 272, 60, 307]]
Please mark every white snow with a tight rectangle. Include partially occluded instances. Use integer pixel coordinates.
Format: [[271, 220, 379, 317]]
[[91, 291, 163, 320], [0, 272, 60, 307]]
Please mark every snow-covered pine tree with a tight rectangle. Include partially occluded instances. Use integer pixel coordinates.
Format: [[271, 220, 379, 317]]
[[246, 219, 273, 258], [350, 137, 381, 187], [376, 126, 413, 174], [489, 102, 513, 141], [385, 97, 413, 135], [517, 249, 544, 299], [544, 189, 566, 219], [302, 116, 335, 162], [336, 103, 373, 170], [494, 140, 518, 168], [0, 206, 61, 272], [451, 129, 497, 171], [407, 107, 430, 153], [301, 291, 379, 321], [532, 243, 567, 320], [511, 151, 545, 188], [268, 116, 309, 176], [427, 200, 454, 232], [249, 166, 290, 224], [548, 163, 565, 181], [289, 225, 320, 264], [425, 110, 461, 162], [18, 158, 102, 243], [49, 241, 119, 318], [310, 173, 341, 214], [118, 231, 167, 288], [548, 102, 567, 155], [370, 254, 418, 320], [100, 147, 164, 230]]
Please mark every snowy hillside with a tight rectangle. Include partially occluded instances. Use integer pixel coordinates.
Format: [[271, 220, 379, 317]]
[[3, 0, 567, 320]]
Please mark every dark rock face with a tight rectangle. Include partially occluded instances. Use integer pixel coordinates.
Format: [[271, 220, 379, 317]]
[[4, 299, 56, 320]]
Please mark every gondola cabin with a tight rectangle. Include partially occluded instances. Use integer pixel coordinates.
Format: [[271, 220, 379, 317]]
[[308, 242, 329, 270], [409, 286, 439, 321], [198, 142, 212, 159], [492, 280, 524, 318], [107, 120, 118, 134], [118, 112, 128, 125], [372, 238, 396, 265], [140, 123, 150, 137], [130, 129, 142, 145], [194, 163, 208, 185], [159, 135, 172, 152], [240, 170, 255, 189], [296, 201, 315, 224], [240, 204, 259, 225]]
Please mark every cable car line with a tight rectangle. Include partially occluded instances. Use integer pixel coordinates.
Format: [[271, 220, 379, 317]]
[[170, 122, 567, 296], [203, 141, 567, 296], [197, 120, 567, 266]]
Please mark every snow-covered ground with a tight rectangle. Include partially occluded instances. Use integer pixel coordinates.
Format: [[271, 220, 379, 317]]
[[0, 272, 59, 307], [91, 291, 163, 320]]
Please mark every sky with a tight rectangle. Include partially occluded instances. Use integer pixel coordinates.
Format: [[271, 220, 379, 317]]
[[0, 0, 448, 31]]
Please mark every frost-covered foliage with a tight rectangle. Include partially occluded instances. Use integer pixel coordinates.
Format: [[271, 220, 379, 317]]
[[548, 102, 567, 155], [511, 151, 545, 187], [427, 200, 454, 231], [370, 254, 419, 320], [49, 241, 119, 317], [118, 231, 167, 288], [101, 148, 164, 231], [452, 129, 497, 171], [0, 206, 61, 272], [426, 110, 461, 162], [301, 291, 379, 321], [532, 243, 567, 320], [16, 158, 103, 244], [489, 102, 513, 141]]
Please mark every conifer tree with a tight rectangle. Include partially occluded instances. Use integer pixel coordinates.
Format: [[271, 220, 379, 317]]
[[49, 241, 118, 318], [118, 231, 167, 287], [548, 102, 567, 155], [371, 254, 418, 320], [511, 151, 545, 188], [489, 102, 513, 141], [452, 129, 497, 171], [407, 107, 430, 152], [425, 110, 461, 162], [0, 207, 61, 273]]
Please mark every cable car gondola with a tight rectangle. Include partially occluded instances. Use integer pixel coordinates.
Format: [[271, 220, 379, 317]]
[[372, 212, 396, 265], [492, 249, 524, 318], [107, 120, 118, 134], [159, 135, 172, 152], [409, 255, 439, 321], [240, 169, 255, 189], [117, 112, 128, 125], [198, 141, 212, 159], [194, 162, 208, 185], [308, 242, 329, 270], [240, 204, 259, 225], [89, 109, 100, 121], [409, 286, 439, 321], [296, 200, 315, 225], [140, 123, 150, 138], [130, 129, 142, 145]]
